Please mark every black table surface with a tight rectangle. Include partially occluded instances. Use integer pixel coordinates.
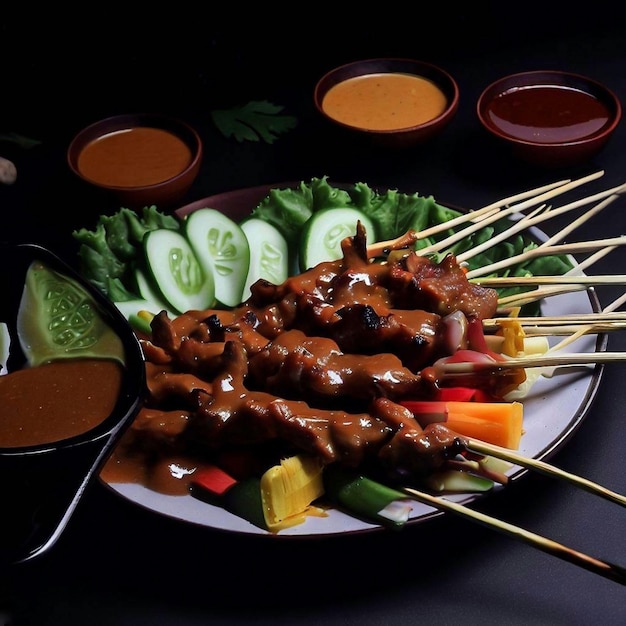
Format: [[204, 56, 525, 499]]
[[2, 7, 626, 625]]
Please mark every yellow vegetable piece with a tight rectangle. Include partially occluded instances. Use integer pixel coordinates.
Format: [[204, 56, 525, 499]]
[[260, 454, 326, 532], [137, 309, 155, 324], [497, 318, 526, 357]]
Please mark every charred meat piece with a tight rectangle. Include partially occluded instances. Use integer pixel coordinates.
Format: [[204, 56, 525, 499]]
[[328, 304, 444, 372], [378, 422, 467, 482], [388, 252, 499, 320], [247, 328, 427, 404]]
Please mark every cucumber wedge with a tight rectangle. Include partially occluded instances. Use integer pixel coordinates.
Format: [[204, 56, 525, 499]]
[[299, 207, 376, 271], [134, 267, 177, 317], [184, 208, 250, 308], [143, 229, 215, 314], [240, 218, 289, 298]]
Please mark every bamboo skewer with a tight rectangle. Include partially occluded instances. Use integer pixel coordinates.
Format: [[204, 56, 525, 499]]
[[366, 178, 580, 257], [402, 485, 626, 585], [418, 202, 547, 258], [369, 171, 618, 267], [419, 171, 610, 260], [496, 286, 591, 308], [459, 188, 622, 264], [565, 246, 616, 275], [483, 312, 626, 340], [509, 323, 624, 336], [466, 438, 626, 507], [536, 194, 621, 250], [466, 236, 626, 279], [484, 313, 626, 326], [413, 177, 576, 241], [407, 172, 626, 584], [546, 291, 626, 351], [483, 273, 626, 309], [603, 291, 626, 313], [475, 275, 626, 287], [435, 352, 626, 378], [401, 427, 626, 586]]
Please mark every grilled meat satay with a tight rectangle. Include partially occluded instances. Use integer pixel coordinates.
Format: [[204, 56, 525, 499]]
[[126, 228, 500, 487], [247, 328, 428, 404]]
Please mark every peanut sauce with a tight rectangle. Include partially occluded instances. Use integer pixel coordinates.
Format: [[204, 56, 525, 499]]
[[322, 72, 448, 131], [0, 359, 123, 448], [77, 126, 192, 187]]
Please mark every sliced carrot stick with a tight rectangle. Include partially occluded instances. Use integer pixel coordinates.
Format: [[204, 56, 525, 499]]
[[402, 400, 524, 449], [446, 410, 523, 450]]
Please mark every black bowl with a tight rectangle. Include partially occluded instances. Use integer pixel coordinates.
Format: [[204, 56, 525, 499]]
[[0, 243, 145, 564]]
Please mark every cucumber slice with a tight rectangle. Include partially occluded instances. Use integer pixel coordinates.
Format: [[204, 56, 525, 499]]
[[184, 208, 250, 308], [17, 261, 125, 367], [299, 207, 376, 271], [240, 218, 289, 298], [143, 229, 215, 314], [134, 267, 177, 317]]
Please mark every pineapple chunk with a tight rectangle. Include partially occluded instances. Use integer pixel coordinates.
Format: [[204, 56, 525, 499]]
[[260, 454, 326, 532]]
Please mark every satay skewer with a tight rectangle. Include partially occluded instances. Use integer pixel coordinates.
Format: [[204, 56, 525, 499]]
[[436, 351, 626, 374], [412, 176, 578, 241], [458, 188, 622, 264], [464, 438, 626, 507], [419, 171, 614, 260], [479, 274, 626, 308], [496, 323, 625, 337], [484, 312, 626, 325], [467, 235, 626, 279], [403, 433, 626, 585], [475, 275, 626, 286], [366, 172, 602, 258], [403, 483, 626, 586]]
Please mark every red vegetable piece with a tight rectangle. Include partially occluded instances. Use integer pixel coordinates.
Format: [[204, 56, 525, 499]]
[[466, 317, 502, 360], [191, 465, 238, 497], [435, 387, 501, 403]]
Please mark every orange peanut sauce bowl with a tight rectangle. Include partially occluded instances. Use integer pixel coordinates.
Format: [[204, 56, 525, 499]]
[[313, 58, 460, 149], [67, 113, 203, 209], [0, 243, 145, 564]]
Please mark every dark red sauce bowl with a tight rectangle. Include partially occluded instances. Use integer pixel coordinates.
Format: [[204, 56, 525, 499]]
[[477, 70, 622, 168]]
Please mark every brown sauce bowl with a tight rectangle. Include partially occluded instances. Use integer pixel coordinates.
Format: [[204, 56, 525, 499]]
[[477, 70, 622, 168], [314, 58, 459, 149], [67, 113, 203, 209]]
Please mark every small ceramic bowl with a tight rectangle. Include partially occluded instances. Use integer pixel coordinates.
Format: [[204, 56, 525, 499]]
[[67, 113, 203, 209], [477, 70, 622, 168], [314, 58, 459, 148], [0, 243, 145, 564]]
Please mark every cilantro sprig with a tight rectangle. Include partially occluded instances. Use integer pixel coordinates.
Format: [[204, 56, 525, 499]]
[[211, 100, 297, 144]]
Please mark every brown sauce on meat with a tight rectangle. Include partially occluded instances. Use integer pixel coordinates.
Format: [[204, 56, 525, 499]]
[[103, 248, 502, 494], [0, 359, 123, 448], [102, 450, 207, 496]]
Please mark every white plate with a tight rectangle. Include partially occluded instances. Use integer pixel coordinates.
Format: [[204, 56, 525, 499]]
[[101, 184, 606, 537]]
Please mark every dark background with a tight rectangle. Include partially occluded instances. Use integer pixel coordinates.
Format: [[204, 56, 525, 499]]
[[3, 3, 626, 256], [3, 4, 626, 625]]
